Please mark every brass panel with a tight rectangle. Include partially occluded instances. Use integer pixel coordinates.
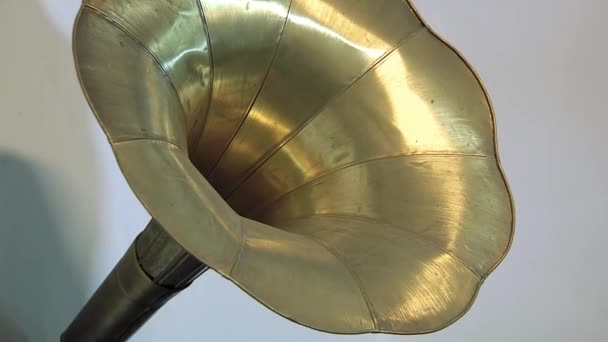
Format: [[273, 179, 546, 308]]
[[280, 216, 479, 333], [73, 9, 187, 148], [231, 218, 374, 333], [84, 0, 212, 144], [70, 0, 514, 337]]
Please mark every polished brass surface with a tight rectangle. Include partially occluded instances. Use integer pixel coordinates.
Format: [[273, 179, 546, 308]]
[[70, 0, 514, 336]]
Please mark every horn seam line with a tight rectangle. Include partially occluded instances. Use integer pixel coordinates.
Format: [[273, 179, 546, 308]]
[[248, 151, 492, 217], [304, 235, 379, 330], [112, 137, 186, 152], [280, 213, 482, 280], [190, 0, 216, 152], [206, 0, 295, 178], [229, 219, 246, 277]]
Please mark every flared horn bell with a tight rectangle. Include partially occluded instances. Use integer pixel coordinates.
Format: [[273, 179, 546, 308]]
[[64, 0, 514, 340]]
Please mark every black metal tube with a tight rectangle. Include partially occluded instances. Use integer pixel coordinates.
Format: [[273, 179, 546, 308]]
[[61, 243, 181, 341], [62, 220, 208, 341]]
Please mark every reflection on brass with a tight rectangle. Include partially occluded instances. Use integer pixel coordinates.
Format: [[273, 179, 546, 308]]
[[64, 0, 514, 340]]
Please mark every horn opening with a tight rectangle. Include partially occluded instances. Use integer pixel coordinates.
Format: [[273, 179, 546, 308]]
[[68, 0, 514, 337]]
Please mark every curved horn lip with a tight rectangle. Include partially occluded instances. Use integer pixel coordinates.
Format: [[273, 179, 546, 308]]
[[404, 0, 516, 273], [71, 0, 515, 335]]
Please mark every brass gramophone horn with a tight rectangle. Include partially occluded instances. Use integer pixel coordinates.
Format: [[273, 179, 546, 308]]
[[64, 0, 514, 340]]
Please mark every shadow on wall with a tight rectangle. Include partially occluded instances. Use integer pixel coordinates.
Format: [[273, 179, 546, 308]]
[[0, 0, 103, 340], [0, 152, 85, 341], [0, 312, 26, 342], [0, 154, 87, 342]]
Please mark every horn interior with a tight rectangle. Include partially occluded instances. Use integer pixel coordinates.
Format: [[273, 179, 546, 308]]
[[72, 0, 514, 335]]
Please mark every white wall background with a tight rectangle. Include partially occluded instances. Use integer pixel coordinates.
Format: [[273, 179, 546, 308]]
[[1, 0, 606, 341]]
